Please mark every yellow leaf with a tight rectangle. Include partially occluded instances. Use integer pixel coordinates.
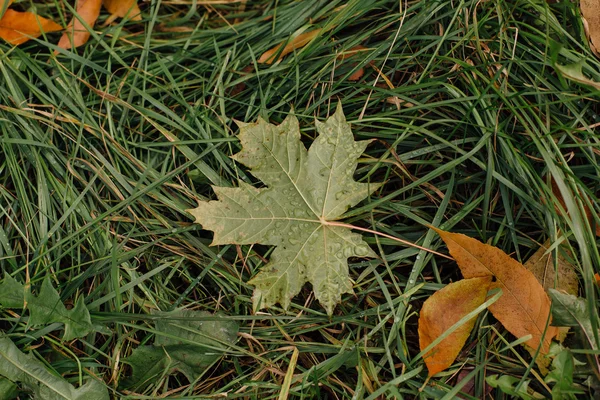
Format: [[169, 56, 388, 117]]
[[418, 276, 492, 376], [581, 0, 600, 56], [57, 0, 102, 50], [103, 0, 141, 23], [258, 29, 322, 64], [433, 228, 558, 354], [0, 9, 62, 45]]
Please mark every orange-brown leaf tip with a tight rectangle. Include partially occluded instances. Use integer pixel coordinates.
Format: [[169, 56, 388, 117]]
[[336, 45, 369, 61], [418, 277, 491, 376], [258, 29, 322, 64], [57, 0, 102, 51], [102, 0, 142, 22], [0, 10, 62, 45], [436, 229, 557, 353], [347, 68, 364, 81]]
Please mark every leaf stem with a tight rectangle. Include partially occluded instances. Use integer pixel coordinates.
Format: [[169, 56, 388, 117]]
[[323, 220, 452, 260]]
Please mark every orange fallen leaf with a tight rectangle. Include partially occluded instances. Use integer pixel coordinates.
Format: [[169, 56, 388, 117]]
[[419, 276, 492, 376], [0, 9, 62, 45], [57, 0, 102, 50], [347, 68, 364, 81], [335, 45, 370, 81], [103, 0, 141, 24], [258, 29, 322, 64], [433, 228, 558, 354]]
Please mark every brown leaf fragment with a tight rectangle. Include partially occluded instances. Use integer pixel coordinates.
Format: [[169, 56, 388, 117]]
[[0, 9, 62, 45], [335, 45, 371, 81], [524, 239, 579, 296], [57, 0, 102, 51], [549, 177, 600, 236], [103, 0, 142, 24], [433, 228, 558, 354], [455, 368, 493, 398], [581, 0, 600, 56], [418, 276, 492, 376], [258, 29, 322, 64], [335, 45, 370, 61], [347, 68, 364, 81]]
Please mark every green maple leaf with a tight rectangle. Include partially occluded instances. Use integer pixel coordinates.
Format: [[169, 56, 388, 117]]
[[25, 278, 93, 341], [188, 104, 381, 315], [122, 310, 238, 390]]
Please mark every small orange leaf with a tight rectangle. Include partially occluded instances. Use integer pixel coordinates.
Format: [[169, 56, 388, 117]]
[[258, 29, 322, 64], [418, 276, 492, 376], [57, 0, 102, 50], [433, 228, 558, 354], [103, 0, 141, 23], [335, 45, 371, 81], [0, 9, 62, 45], [347, 68, 364, 81]]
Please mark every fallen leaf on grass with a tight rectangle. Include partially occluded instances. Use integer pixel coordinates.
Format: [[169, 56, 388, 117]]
[[549, 177, 600, 236], [0, 335, 109, 399], [549, 290, 599, 357], [57, 0, 102, 50], [25, 278, 93, 341], [455, 368, 493, 398], [258, 29, 322, 64], [433, 228, 558, 354], [0, 273, 24, 308], [580, 0, 600, 56], [0, 9, 62, 45], [419, 276, 492, 376], [524, 239, 579, 296], [555, 61, 600, 90], [187, 104, 381, 315], [103, 0, 141, 24], [523, 239, 578, 373], [550, 289, 600, 382], [336, 45, 371, 81], [122, 310, 238, 391]]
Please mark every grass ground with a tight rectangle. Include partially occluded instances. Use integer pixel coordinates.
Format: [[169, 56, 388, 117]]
[[1, 0, 599, 398]]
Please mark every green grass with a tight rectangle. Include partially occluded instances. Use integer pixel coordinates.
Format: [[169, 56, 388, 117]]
[[1, 0, 599, 398]]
